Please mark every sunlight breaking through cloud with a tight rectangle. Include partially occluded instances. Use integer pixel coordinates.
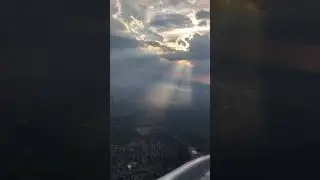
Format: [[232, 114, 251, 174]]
[[145, 60, 194, 121], [110, 0, 210, 119], [110, 0, 210, 54]]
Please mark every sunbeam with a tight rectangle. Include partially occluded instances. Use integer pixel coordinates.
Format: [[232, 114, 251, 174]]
[[145, 60, 194, 122]]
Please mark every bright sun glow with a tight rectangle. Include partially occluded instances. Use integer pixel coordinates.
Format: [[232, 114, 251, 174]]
[[176, 60, 194, 68]]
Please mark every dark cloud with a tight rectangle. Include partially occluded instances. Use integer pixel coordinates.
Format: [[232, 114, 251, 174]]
[[150, 13, 192, 28], [110, 35, 139, 49], [198, 20, 208, 27], [168, 0, 181, 6], [189, 34, 210, 59], [195, 9, 210, 20]]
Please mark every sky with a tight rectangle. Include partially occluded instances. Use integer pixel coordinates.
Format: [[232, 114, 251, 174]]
[[110, 0, 210, 117]]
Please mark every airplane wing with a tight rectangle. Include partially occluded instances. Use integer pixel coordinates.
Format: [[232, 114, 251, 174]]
[[157, 155, 210, 180]]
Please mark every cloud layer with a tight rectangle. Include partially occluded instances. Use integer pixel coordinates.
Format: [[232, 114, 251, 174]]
[[110, 0, 210, 55], [110, 0, 210, 114]]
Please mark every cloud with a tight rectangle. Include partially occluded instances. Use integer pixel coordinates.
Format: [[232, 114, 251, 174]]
[[160, 33, 210, 61], [110, 0, 210, 50], [195, 9, 210, 20], [150, 13, 193, 28], [110, 35, 140, 49], [110, 0, 211, 107], [189, 33, 210, 59]]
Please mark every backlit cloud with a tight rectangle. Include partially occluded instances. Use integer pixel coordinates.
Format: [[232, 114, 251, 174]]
[[110, 0, 210, 115]]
